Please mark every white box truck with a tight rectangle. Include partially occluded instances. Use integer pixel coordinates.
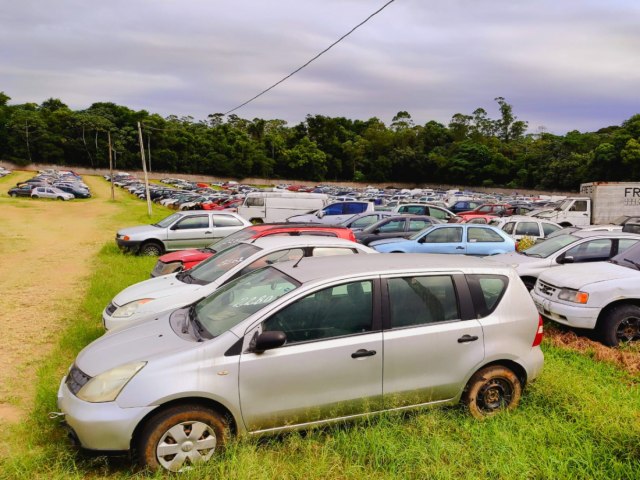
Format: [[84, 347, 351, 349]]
[[237, 191, 329, 223], [533, 182, 640, 226]]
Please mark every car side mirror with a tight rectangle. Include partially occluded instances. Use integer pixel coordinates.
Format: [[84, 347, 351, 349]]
[[253, 331, 287, 353], [418, 235, 427, 243], [317, 211, 325, 218], [373, 228, 381, 234], [558, 255, 574, 264]]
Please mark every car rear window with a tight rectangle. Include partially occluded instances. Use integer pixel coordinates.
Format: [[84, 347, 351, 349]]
[[466, 274, 509, 318]]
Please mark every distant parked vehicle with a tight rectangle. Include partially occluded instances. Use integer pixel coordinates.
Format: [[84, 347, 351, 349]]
[[287, 201, 374, 224], [371, 224, 515, 256], [151, 223, 358, 277], [237, 191, 329, 223], [355, 215, 441, 246], [489, 216, 563, 242], [392, 204, 457, 222], [8, 184, 35, 197], [115, 211, 251, 256], [339, 211, 397, 231], [30, 186, 74, 201], [54, 184, 91, 198]]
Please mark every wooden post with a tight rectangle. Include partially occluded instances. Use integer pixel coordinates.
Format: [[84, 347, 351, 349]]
[[108, 131, 115, 200], [137, 122, 153, 217]]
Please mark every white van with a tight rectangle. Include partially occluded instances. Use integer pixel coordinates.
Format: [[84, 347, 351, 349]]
[[237, 191, 329, 223]]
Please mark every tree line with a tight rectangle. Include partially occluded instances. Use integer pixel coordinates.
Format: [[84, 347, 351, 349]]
[[1, 91, 639, 190]]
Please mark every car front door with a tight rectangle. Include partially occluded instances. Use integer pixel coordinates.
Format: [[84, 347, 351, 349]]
[[381, 274, 484, 406], [416, 226, 465, 254], [166, 214, 213, 250], [238, 279, 383, 432]]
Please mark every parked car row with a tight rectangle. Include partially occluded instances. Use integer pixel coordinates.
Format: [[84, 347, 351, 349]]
[[7, 169, 91, 200]]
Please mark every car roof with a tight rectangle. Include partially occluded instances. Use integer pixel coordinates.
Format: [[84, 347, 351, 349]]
[[241, 235, 368, 250], [570, 230, 640, 239], [273, 253, 511, 285]]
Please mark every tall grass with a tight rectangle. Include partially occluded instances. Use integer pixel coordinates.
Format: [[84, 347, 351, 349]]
[[1, 181, 638, 479]]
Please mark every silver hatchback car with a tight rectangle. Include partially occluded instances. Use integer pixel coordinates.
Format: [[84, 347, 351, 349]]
[[57, 254, 544, 472]]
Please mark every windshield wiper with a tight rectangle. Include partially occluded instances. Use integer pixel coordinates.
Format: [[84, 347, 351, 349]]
[[623, 258, 640, 270], [187, 304, 204, 341], [176, 270, 194, 283]]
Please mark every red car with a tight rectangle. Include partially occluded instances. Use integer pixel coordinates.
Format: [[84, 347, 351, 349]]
[[456, 203, 515, 219], [150, 223, 357, 277]]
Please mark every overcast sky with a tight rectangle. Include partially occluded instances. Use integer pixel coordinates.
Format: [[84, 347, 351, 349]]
[[2, 0, 639, 134]]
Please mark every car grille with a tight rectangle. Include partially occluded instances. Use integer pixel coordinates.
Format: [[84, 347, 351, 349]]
[[105, 302, 118, 316], [537, 280, 557, 298], [65, 364, 92, 396]]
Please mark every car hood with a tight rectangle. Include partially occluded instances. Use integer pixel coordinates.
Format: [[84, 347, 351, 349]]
[[76, 314, 192, 376], [538, 262, 638, 289], [488, 251, 546, 267], [117, 225, 164, 237], [159, 249, 212, 264], [112, 273, 201, 306], [368, 237, 409, 247]]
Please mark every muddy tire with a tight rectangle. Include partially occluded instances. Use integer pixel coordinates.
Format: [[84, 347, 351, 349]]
[[140, 241, 164, 256], [136, 404, 228, 472], [598, 304, 640, 347], [462, 366, 522, 418]]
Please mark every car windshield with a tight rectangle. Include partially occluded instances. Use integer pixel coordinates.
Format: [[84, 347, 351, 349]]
[[206, 227, 261, 252], [520, 234, 579, 258], [194, 267, 299, 337], [153, 212, 183, 228], [187, 243, 262, 284], [408, 225, 436, 240], [610, 242, 640, 270]]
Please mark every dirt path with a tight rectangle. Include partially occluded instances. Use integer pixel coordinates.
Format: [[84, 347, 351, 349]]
[[0, 173, 124, 424]]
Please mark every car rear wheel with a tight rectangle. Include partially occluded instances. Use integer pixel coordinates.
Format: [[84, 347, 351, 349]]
[[462, 366, 522, 418], [32, 195, 38, 198], [136, 405, 228, 472], [57, 196, 64, 201], [10, 192, 17, 197], [140, 242, 164, 256], [598, 304, 640, 346]]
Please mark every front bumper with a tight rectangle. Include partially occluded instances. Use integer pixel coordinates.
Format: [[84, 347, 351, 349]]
[[115, 237, 143, 253], [531, 290, 599, 330], [57, 378, 156, 451]]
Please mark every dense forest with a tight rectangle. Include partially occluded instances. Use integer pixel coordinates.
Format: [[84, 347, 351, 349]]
[[1, 91, 639, 190]]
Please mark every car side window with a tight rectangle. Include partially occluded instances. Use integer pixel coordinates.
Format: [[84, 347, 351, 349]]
[[351, 216, 378, 228], [565, 239, 613, 261], [466, 274, 509, 318], [214, 215, 244, 227], [173, 215, 210, 230], [424, 227, 462, 243], [427, 207, 448, 220], [239, 248, 305, 275], [617, 238, 639, 253], [468, 227, 504, 243], [542, 223, 561, 236], [409, 219, 431, 231], [570, 200, 588, 212], [514, 222, 541, 236], [387, 276, 459, 328], [245, 197, 264, 207], [378, 219, 405, 232], [344, 203, 367, 214], [323, 204, 344, 215], [262, 280, 373, 344]]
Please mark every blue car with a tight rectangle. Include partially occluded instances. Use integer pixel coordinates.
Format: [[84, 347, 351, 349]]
[[370, 223, 516, 255]]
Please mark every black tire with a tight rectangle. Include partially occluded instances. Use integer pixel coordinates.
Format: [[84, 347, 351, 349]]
[[57, 196, 64, 201], [140, 242, 164, 256], [10, 193, 17, 198], [32, 195, 38, 199], [136, 404, 228, 472], [250, 218, 264, 225], [462, 366, 522, 418], [597, 304, 640, 347]]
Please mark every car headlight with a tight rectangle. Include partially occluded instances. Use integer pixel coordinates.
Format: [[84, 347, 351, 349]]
[[111, 299, 153, 318], [558, 288, 589, 304], [77, 362, 146, 402], [158, 261, 183, 275]]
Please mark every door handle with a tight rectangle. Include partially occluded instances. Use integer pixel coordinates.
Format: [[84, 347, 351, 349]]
[[455, 246, 465, 250], [457, 335, 479, 343], [351, 349, 377, 358], [205, 231, 212, 234]]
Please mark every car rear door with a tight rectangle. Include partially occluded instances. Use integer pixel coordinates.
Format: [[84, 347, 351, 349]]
[[209, 214, 247, 244], [381, 274, 484, 405]]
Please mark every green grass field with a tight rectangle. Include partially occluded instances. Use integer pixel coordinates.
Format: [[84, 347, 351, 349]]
[[0, 175, 638, 479]]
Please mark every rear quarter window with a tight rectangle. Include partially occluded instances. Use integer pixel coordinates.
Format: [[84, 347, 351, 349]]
[[466, 274, 509, 318]]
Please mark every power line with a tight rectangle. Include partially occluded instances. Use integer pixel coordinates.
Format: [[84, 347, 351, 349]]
[[224, 0, 396, 116]]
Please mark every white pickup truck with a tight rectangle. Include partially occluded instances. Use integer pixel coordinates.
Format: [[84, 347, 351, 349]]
[[531, 241, 640, 346]]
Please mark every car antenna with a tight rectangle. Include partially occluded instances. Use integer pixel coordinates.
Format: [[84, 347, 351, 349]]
[[293, 255, 304, 268]]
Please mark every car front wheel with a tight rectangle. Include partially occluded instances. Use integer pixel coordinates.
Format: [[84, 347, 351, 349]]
[[598, 304, 640, 346], [136, 405, 228, 472], [140, 242, 164, 256], [462, 366, 522, 418]]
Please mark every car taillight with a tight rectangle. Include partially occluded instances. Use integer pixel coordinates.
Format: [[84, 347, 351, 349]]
[[123, 235, 130, 241], [532, 315, 544, 347]]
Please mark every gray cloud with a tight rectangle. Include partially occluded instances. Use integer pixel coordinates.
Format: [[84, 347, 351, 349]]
[[1, 0, 639, 133]]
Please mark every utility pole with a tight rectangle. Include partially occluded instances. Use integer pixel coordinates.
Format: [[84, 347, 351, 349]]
[[108, 130, 115, 200], [147, 133, 152, 173], [137, 122, 153, 217]]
